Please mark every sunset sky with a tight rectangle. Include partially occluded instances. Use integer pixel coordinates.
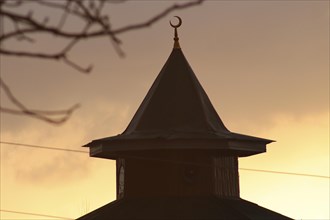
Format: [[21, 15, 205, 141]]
[[1, 1, 329, 219]]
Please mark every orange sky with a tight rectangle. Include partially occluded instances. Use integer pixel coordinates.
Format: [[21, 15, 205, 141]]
[[1, 1, 329, 219]]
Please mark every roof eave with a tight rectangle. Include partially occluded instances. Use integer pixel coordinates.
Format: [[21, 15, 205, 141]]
[[86, 138, 268, 159]]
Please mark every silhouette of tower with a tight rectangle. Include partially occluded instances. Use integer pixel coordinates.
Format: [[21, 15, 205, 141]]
[[78, 17, 292, 220]]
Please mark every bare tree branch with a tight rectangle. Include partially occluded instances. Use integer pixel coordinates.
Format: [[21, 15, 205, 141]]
[[0, 77, 80, 124], [0, 48, 62, 59], [63, 55, 93, 73], [114, 0, 204, 35], [56, 0, 73, 29], [0, 0, 205, 123], [1, 0, 23, 8], [1, 0, 204, 50]]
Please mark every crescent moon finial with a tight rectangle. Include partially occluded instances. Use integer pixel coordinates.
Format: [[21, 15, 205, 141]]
[[170, 16, 182, 28], [169, 16, 182, 49]]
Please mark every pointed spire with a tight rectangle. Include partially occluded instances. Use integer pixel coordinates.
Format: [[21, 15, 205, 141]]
[[84, 18, 273, 158], [170, 16, 182, 49]]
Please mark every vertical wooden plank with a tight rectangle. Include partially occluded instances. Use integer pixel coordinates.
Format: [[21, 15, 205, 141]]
[[213, 155, 239, 198], [116, 158, 125, 199]]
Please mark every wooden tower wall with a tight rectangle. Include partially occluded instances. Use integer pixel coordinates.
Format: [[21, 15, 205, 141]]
[[116, 152, 240, 199], [213, 155, 240, 198]]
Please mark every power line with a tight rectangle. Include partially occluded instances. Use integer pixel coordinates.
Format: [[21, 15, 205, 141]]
[[239, 168, 329, 179], [1, 141, 329, 179], [0, 209, 73, 220], [0, 141, 87, 153]]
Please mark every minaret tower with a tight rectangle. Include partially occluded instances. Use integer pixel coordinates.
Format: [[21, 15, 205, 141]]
[[78, 17, 292, 220]]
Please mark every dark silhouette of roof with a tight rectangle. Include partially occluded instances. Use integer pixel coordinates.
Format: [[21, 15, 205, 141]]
[[77, 197, 292, 220], [84, 47, 272, 158], [124, 48, 229, 135], [80, 19, 292, 220]]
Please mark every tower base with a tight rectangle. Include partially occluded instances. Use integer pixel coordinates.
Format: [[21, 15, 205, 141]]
[[77, 196, 292, 220]]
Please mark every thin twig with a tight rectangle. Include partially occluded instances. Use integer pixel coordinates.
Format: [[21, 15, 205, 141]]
[[62, 55, 93, 73], [57, 0, 72, 29], [0, 0, 205, 123], [0, 77, 80, 124], [0, 48, 63, 59], [113, 0, 204, 35], [1, 0, 204, 42]]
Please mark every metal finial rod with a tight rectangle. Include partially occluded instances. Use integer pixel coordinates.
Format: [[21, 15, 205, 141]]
[[170, 16, 182, 49]]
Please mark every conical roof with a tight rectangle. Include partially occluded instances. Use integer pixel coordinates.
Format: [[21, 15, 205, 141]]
[[84, 29, 273, 158], [123, 48, 229, 135]]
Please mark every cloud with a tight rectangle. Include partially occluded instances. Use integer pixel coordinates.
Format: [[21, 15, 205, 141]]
[[1, 100, 130, 186]]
